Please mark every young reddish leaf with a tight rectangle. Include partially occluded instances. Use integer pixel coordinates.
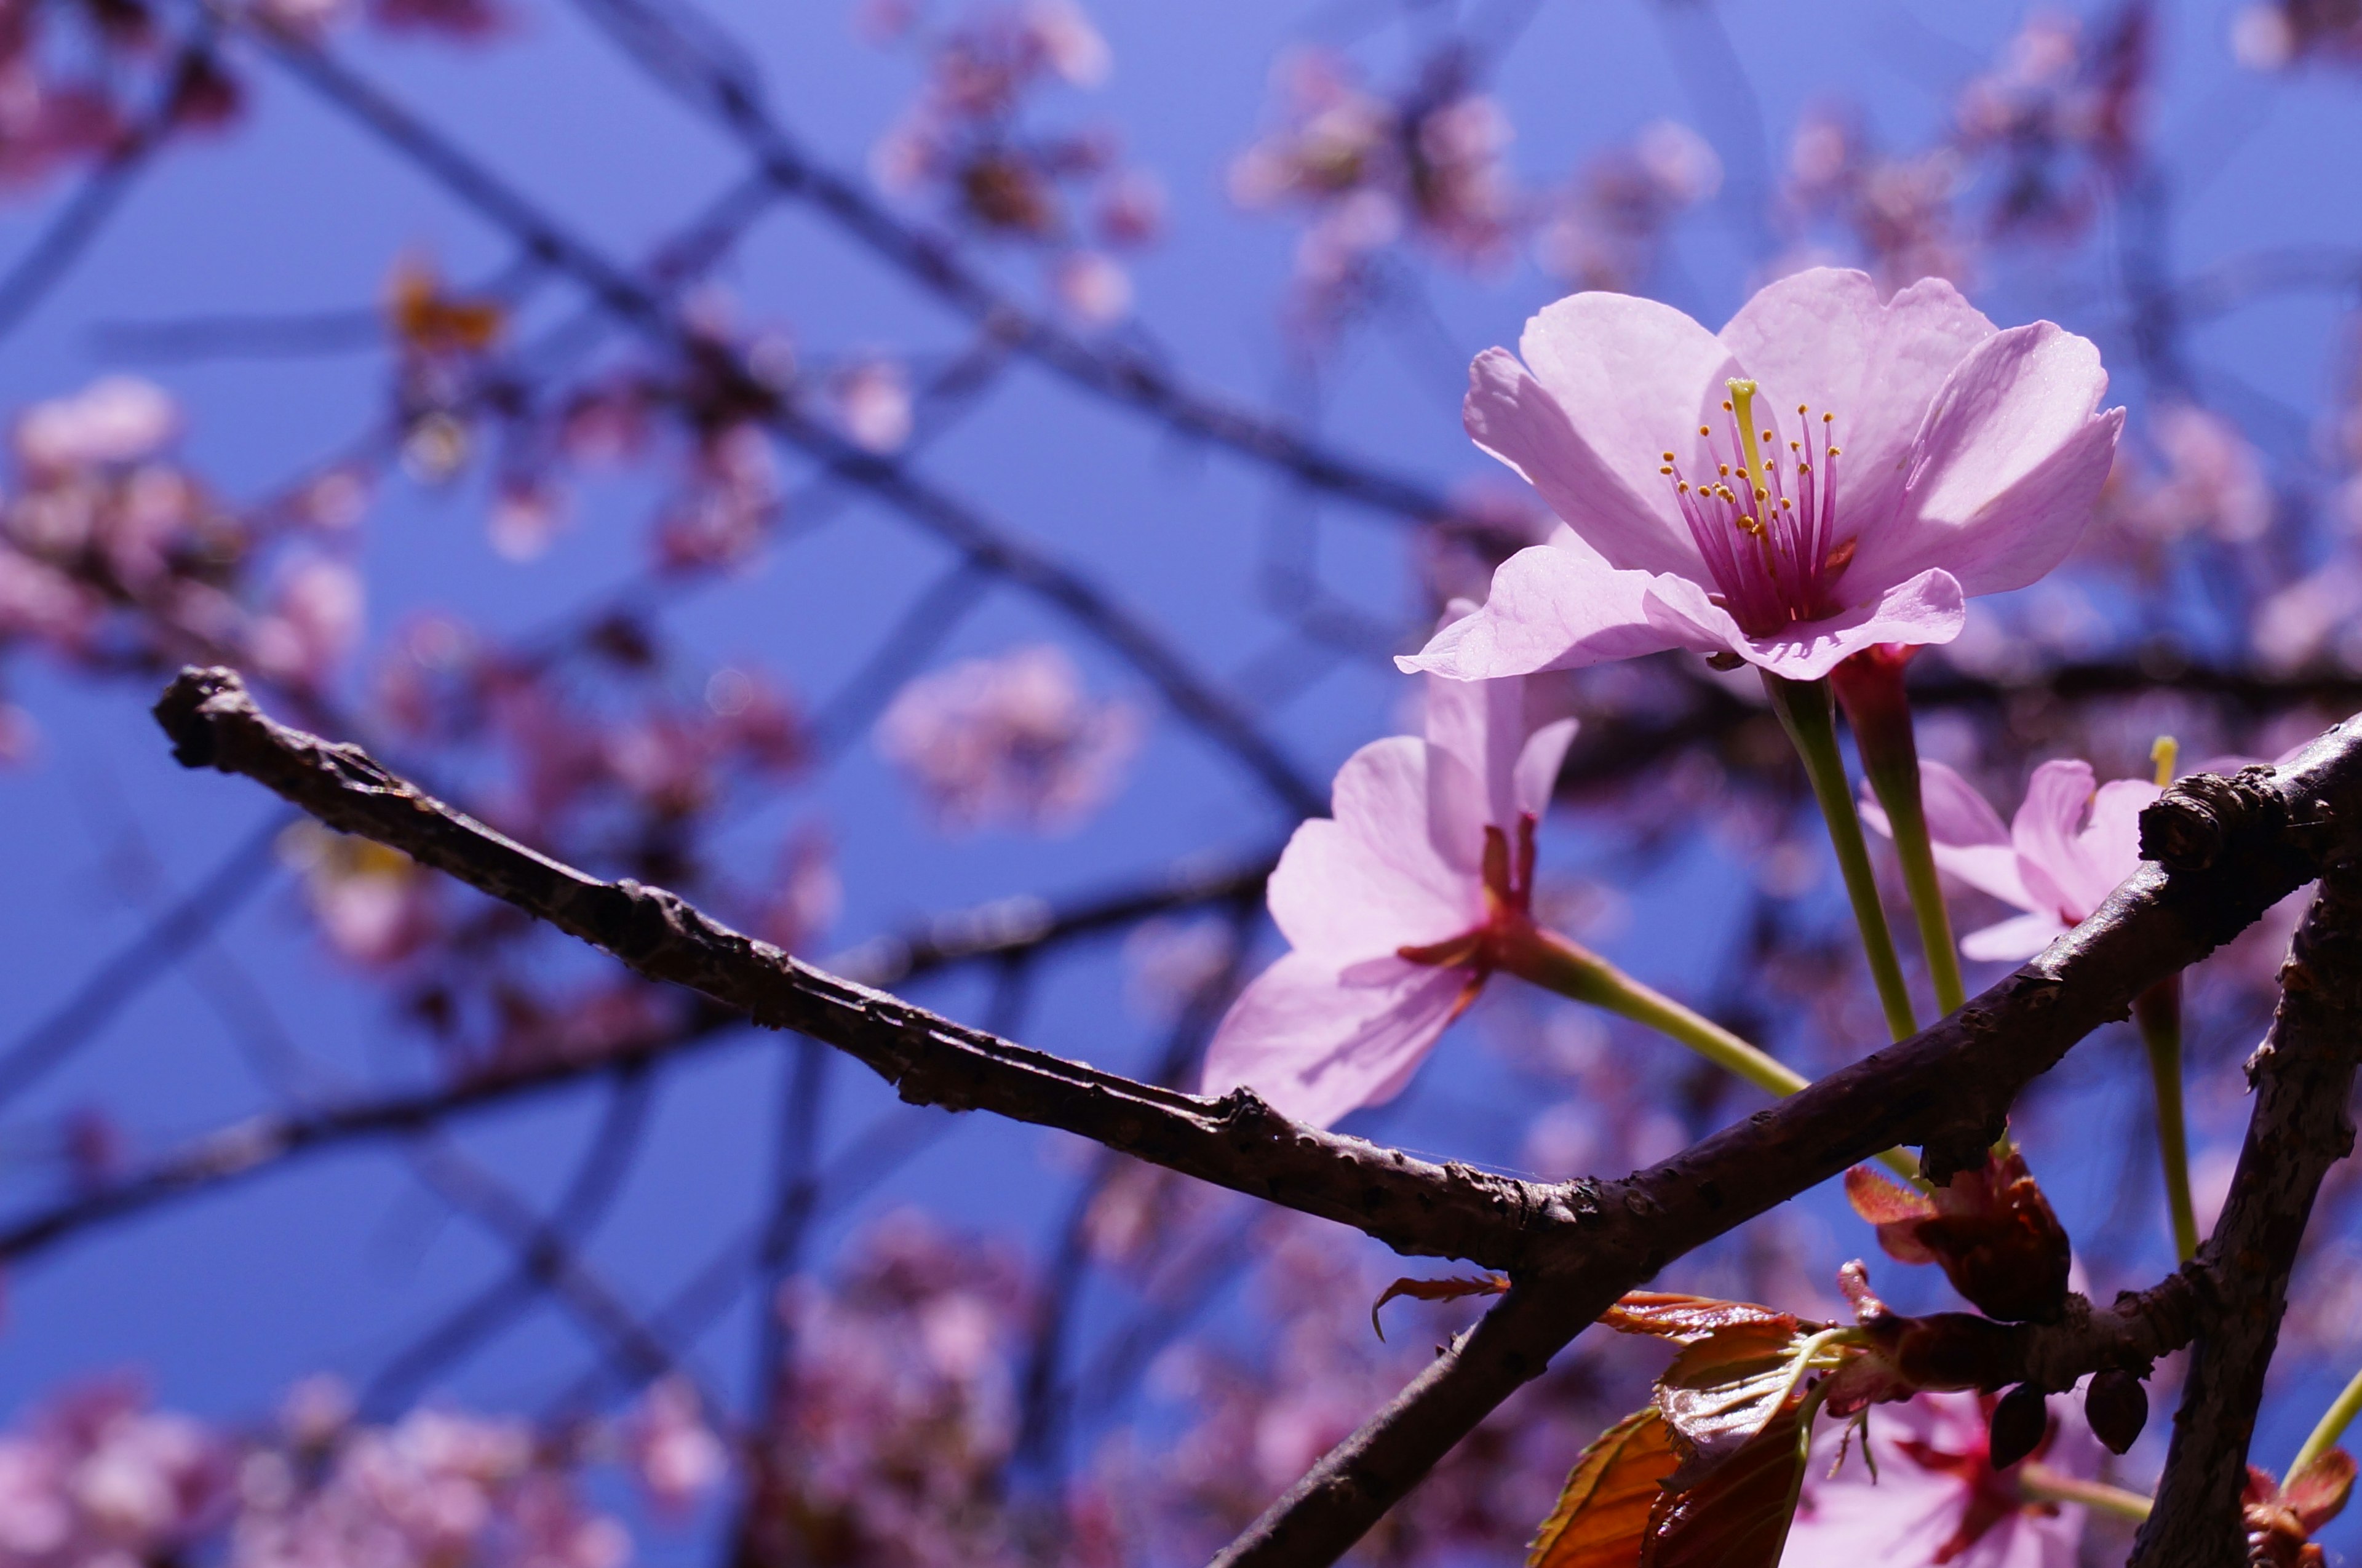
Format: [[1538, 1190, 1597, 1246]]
[[1640, 1395, 1811, 1568], [2283, 1448, 2356, 1532], [1601, 1292, 1802, 1345], [1655, 1321, 1815, 1478], [1844, 1165, 1936, 1225], [1845, 1166, 1939, 1265], [1525, 1406, 1682, 1568], [1369, 1273, 1509, 1340]]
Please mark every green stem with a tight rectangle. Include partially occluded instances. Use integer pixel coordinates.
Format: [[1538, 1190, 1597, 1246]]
[[1866, 768, 1966, 1016], [2294, 1364, 2362, 1477], [1498, 922, 1921, 1182], [2134, 977, 2199, 1264], [1763, 673, 1919, 1042], [2017, 1461, 2153, 1522], [1831, 647, 1965, 1016]]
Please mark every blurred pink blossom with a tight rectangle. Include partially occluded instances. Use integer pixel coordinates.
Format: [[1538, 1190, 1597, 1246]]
[[622, 1379, 727, 1518], [1783, 1388, 2100, 1567], [0, 1381, 229, 1568], [1402, 268, 2122, 683], [14, 377, 179, 477], [875, 643, 1140, 833], [1864, 758, 2154, 961]]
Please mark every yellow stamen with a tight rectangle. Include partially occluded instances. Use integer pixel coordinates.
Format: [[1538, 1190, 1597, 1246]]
[[2152, 736, 2178, 788]]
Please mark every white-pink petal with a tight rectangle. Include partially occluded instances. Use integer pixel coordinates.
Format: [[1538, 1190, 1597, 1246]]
[[1641, 567, 1967, 682], [1197, 951, 1475, 1129], [1396, 539, 1690, 680], [1717, 269, 1996, 537], [1960, 910, 2070, 962], [1849, 323, 2118, 600], [1508, 292, 1744, 575]]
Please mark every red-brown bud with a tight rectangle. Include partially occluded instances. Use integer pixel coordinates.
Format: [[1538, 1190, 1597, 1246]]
[[1847, 1146, 2072, 1323], [1987, 1382, 2048, 1471]]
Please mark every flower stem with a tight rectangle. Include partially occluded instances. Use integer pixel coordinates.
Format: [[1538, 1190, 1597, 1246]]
[[1831, 647, 1965, 1016], [2017, 1461, 2153, 1522], [1763, 672, 1920, 1042], [1497, 921, 1920, 1182], [2294, 1364, 2362, 1478], [2133, 976, 2199, 1264]]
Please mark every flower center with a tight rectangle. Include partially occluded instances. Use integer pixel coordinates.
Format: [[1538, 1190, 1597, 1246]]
[[1659, 378, 1856, 637]]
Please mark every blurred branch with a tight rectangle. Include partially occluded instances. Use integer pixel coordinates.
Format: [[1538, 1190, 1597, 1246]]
[[0, 810, 290, 1112], [559, 0, 1465, 528], [151, 665, 2362, 1564], [2131, 858, 2362, 1566], [232, 14, 1326, 817], [360, 1069, 658, 1418]]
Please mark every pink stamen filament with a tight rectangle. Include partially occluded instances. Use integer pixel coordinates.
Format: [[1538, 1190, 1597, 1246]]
[[1661, 380, 1849, 637]]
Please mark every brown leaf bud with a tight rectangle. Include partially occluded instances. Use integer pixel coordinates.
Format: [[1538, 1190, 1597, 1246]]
[[1987, 1382, 2048, 1471], [2084, 1369, 2148, 1454]]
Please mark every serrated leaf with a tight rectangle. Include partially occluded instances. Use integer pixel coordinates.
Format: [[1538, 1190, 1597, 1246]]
[[1640, 1394, 1811, 1568], [1600, 1293, 1801, 1345], [1525, 1406, 1680, 1568], [1369, 1273, 1509, 1340], [1655, 1321, 1815, 1478]]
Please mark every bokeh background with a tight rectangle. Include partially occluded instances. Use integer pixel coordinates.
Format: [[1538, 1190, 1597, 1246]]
[[2, 0, 2360, 1560]]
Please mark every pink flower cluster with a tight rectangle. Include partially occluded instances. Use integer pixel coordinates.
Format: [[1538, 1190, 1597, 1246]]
[[866, 1, 1161, 324], [875, 643, 1140, 834], [1229, 48, 1514, 328]]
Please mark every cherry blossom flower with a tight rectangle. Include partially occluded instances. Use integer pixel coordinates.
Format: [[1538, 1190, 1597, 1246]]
[[1199, 611, 1577, 1128], [1401, 268, 2122, 686], [14, 376, 179, 477], [1783, 1388, 2102, 1568], [0, 1380, 229, 1568], [875, 643, 1141, 834], [622, 1379, 728, 1518], [1863, 758, 2153, 961]]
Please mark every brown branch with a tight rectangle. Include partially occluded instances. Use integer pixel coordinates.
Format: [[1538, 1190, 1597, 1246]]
[[148, 667, 2362, 1566], [150, 666, 1555, 1270], [2130, 856, 2362, 1567]]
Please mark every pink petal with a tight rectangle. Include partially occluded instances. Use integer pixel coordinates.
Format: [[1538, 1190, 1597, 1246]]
[[1395, 539, 1692, 679], [1717, 269, 1995, 536], [2052, 777, 2159, 921], [1197, 951, 1477, 1129], [1850, 323, 2121, 599], [2011, 759, 2098, 921], [1512, 716, 1580, 818], [1420, 636, 1525, 859], [1917, 759, 2037, 910], [1479, 292, 1744, 576], [1960, 910, 2070, 962], [1266, 742, 1478, 961], [1644, 568, 1966, 682]]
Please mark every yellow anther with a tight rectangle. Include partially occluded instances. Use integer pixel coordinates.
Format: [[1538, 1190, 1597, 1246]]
[[1722, 399, 1734, 411], [1761, 430, 1774, 444], [1797, 404, 1808, 415], [1754, 486, 1768, 503], [1699, 425, 1711, 437], [1719, 464, 1730, 476], [1828, 446, 1841, 457], [1662, 451, 1676, 462], [2151, 735, 2179, 788], [1822, 412, 1834, 423], [1781, 497, 1793, 511], [1660, 466, 1674, 476]]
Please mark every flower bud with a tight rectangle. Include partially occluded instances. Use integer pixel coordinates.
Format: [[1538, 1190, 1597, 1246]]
[[1987, 1383, 2048, 1471], [2085, 1369, 2149, 1455]]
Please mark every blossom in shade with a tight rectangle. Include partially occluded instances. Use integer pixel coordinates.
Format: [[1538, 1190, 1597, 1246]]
[[1199, 609, 1578, 1128], [623, 1379, 729, 1518], [1863, 758, 2153, 961], [1782, 1388, 2100, 1568], [1401, 268, 2122, 683]]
